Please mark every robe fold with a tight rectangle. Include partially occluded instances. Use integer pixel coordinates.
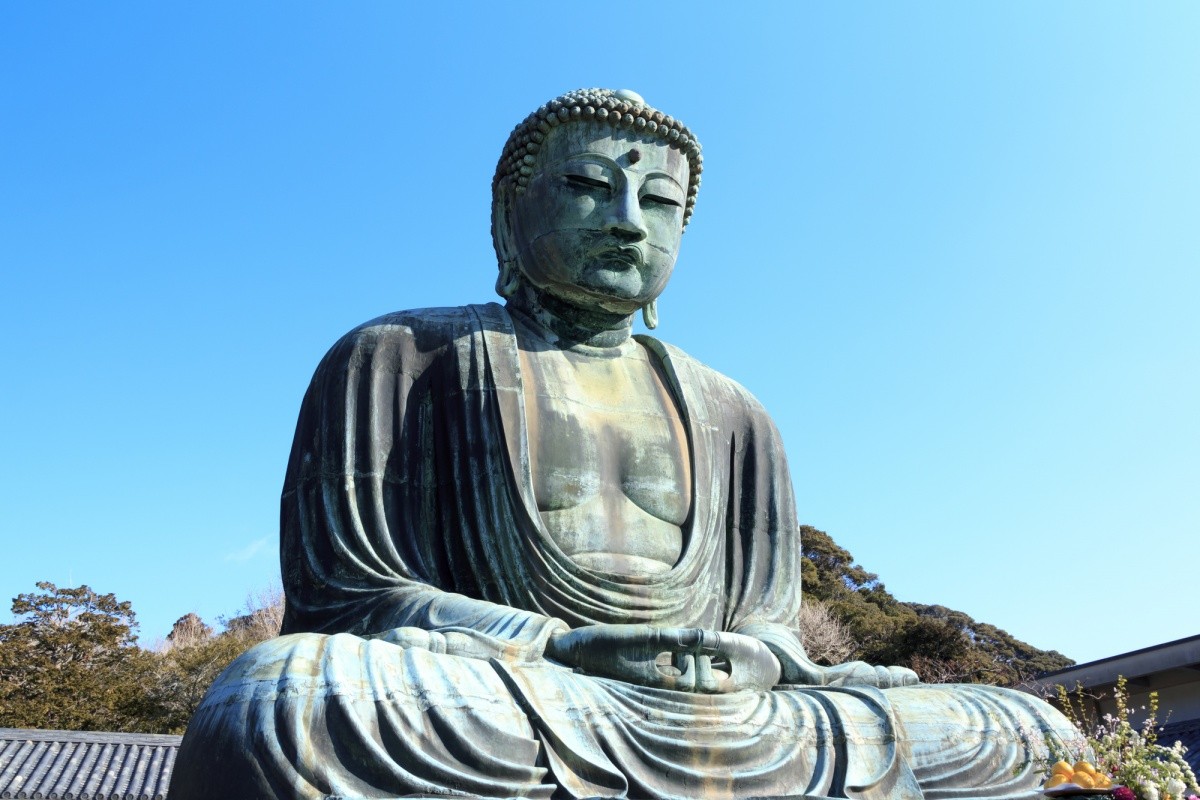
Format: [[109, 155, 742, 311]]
[[171, 304, 1079, 800]]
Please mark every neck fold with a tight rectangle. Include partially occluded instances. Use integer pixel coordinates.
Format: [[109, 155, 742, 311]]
[[505, 281, 635, 352]]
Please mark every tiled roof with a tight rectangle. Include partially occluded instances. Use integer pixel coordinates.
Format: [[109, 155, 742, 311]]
[[0, 728, 181, 799], [1031, 633, 1200, 690], [10, 720, 1190, 798], [1160, 718, 1200, 775]]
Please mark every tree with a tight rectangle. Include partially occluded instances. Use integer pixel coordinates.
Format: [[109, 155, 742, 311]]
[[0, 582, 158, 731], [144, 587, 284, 733], [904, 604, 1073, 685], [798, 599, 858, 665], [0, 582, 285, 734], [799, 526, 1074, 685], [800, 525, 918, 661]]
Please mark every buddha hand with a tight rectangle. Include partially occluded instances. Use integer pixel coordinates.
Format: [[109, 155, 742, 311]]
[[544, 624, 782, 694], [732, 623, 920, 689], [815, 660, 920, 689]]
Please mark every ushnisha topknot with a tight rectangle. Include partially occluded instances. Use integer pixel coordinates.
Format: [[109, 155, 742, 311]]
[[493, 88, 703, 228]]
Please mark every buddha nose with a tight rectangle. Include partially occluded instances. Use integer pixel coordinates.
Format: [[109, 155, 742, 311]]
[[606, 182, 647, 241]]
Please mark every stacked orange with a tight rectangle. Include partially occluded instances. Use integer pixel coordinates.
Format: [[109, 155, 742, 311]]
[[1043, 760, 1114, 791]]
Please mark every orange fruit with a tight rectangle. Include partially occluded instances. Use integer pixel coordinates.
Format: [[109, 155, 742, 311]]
[[1044, 774, 1070, 789], [1072, 772, 1096, 789], [1094, 774, 1112, 789], [1051, 761, 1075, 778], [1074, 761, 1097, 776]]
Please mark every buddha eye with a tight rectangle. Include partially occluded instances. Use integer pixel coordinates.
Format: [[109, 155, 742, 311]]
[[564, 174, 610, 192], [640, 193, 682, 209]]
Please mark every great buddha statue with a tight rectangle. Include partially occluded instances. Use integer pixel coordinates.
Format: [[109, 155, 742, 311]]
[[171, 89, 1080, 800]]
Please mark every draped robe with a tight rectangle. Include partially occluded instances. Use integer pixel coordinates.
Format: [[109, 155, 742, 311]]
[[171, 304, 1079, 800]]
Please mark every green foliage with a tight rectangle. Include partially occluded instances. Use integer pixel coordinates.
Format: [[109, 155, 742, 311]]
[[0, 582, 159, 731], [145, 597, 283, 733], [800, 525, 1073, 684], [799, 526, 913, 658], [0, 582, 281, 734], [907, 603, 1073, 684], [145, 623, 269, 733]]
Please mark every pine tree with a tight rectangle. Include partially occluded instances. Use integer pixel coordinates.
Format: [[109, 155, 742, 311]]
[[0, 582, 158, 730]]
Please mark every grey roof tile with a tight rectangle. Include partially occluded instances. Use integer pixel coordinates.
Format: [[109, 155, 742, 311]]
[[1160, 718, 1200, 775], [0, 728, 181, 799]]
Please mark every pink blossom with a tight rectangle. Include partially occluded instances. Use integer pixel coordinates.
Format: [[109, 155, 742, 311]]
[[1112, 787, 1136, 800]]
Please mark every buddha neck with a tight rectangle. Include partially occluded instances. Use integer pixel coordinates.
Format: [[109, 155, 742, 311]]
[[506, 282, 637, 355]]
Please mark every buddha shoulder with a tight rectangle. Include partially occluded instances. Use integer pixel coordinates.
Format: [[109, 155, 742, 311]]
[[312, 304, 503, 377]]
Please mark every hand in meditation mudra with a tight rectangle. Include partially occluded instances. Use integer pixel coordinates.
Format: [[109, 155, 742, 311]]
[[172, 89, 1079, 800]]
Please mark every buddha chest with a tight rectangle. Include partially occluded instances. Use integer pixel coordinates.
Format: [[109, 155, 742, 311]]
[[517, 341, 692, 577]]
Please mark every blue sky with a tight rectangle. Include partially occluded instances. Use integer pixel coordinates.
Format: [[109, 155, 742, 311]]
[[2, 3, 1196, 667]]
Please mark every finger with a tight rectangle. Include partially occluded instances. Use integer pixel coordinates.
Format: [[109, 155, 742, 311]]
[[875, 665, 892, 689], [374, 627, 431, 649], [674, 653, 696, 692], [647, 627, 686, 651], [634, 662, 680, 690], [709, 630, 757, 663], [650, 627, 700, 652], [593, 624, 650, 647], [694, 655, 720, 693]]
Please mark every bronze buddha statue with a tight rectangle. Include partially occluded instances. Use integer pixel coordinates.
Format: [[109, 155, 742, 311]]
[[170, 88, 1080, 800]]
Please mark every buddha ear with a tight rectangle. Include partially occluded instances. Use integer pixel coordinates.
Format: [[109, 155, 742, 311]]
[[492, 188, 522, 299]]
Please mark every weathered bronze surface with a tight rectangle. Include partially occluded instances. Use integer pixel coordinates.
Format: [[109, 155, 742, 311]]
[[170, 89, 1080, 799]]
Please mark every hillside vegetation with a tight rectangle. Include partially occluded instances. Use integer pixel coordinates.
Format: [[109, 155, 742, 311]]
[[800, 525, 1073, 684]]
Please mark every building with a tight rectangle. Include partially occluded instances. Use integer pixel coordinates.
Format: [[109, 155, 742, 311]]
[[1025, 633, 1200, 773], [0, 727, 181, 799]]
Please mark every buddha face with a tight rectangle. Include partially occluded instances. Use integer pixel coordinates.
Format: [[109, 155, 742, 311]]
[[510, 123, 689, 316]]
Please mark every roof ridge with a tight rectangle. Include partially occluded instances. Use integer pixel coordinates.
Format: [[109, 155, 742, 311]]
[[0, 727, 183, 746]]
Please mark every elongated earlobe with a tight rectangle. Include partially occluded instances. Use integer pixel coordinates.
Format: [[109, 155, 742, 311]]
[[642, 299, 659, 329], [492, 188, 523, 300], [496, 259, 521, 298]]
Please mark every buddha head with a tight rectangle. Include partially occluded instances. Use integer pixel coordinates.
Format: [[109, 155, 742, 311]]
[[491, 89, 703, 327]]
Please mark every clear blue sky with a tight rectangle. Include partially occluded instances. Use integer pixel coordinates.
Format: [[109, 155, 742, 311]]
[[2, 3, 1196, 667]]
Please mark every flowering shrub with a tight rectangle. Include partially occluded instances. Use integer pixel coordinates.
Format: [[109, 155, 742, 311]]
[[1050, 676, 1200, 800]]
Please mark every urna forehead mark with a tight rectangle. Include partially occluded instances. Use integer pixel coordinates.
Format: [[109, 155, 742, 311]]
[[531, 124, 688, 186]]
